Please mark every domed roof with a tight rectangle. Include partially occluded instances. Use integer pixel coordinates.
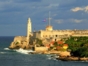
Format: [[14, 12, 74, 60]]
[[46, 25, 52, 28], [45, 25, 53, 31]]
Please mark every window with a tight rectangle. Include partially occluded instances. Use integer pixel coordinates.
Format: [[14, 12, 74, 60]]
[[55, 35, 58, 37]]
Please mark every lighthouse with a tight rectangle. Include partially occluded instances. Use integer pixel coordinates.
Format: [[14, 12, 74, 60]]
[[27, 18, 32, 45]]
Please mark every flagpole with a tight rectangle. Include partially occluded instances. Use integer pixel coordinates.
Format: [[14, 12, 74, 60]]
[[49, 11, 50, 26]]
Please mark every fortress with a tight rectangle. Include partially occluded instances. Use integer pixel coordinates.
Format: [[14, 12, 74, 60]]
[[9, 17, 88, 52], [31, 19, 88, 41]]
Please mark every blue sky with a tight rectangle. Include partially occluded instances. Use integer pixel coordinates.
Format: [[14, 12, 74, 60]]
[[0, 0, 88, 36]]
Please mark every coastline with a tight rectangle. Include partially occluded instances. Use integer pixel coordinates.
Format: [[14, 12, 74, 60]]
[[57, 56, 88, 61], [9, 47, 88, 61]]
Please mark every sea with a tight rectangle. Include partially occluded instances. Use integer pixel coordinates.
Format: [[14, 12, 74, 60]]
[[0, 36, 88, 66]]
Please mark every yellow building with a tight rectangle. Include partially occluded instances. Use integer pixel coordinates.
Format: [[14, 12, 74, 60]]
[[33, 25, 73, 41]]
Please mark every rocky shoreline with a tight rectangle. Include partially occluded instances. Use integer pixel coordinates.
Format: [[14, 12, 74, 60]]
[[57, 56, 88, 61], [9, 36, 88, 61]]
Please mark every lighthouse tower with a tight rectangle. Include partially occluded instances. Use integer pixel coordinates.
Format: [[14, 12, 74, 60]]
[[27, 18, 32, 45]]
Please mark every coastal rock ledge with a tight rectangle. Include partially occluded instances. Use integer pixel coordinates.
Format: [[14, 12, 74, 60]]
[[58, 57, 88, 61], [9, 36, 30, 49]]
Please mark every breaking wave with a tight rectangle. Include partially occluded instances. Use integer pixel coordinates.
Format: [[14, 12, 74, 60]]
[[4, 48, 10, 50], [15, 48, 35, 54]]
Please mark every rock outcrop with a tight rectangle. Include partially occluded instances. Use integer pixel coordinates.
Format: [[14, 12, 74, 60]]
[[9, 36, 30, 49], [59, 51, 71, 57], [58, 56, 88, 61]]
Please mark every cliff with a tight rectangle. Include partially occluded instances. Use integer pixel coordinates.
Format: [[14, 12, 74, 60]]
[[9, 36, 30, 49]]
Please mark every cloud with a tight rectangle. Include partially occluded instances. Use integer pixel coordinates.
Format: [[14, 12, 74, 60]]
[[47, 4, 59, 8], [71, 6, 88, 13], [14, 0, 41, 3], [55, 19, 63, 24], [70, 19, 88, 24], [71, 7, 83, 12], [70, 19, 83, 23], [55, 19, 87, 24], [0, 0, 13, 11]]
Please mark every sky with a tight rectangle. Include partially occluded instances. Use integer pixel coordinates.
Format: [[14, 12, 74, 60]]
[[0, 0, 88, 36]]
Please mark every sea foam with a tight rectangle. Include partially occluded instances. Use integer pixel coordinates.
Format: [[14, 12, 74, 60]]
[[4, 48, 10, 50], [15, 48, 34, 54]]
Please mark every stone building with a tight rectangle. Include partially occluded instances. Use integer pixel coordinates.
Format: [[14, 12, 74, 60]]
[[32, 24, 88, 41], [33, 25, 73, 41]]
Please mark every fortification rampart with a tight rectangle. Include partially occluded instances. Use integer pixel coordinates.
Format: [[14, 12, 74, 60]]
[[9, 36, 30, 49]]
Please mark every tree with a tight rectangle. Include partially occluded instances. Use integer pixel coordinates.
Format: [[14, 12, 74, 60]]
[[65, 37, 88, 57]]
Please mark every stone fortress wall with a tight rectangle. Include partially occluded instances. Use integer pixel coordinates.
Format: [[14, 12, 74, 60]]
[[9, 36, 30, 49], [33, 29, 88, 41]]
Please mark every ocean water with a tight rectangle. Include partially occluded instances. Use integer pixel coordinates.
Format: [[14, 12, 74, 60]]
[[0, 36, 88, 66]]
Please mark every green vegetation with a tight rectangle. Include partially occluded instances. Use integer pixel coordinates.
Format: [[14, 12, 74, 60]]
[[15, 42, 19, 45], [48, 42, 59, 51], [36, 38, 44, 46], [65, 37, 88, 57]]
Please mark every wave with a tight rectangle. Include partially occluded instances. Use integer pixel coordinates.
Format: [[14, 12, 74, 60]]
[[4, 48, 10, 50], [15, 48, 35, 54], [46, 54, 59, 61], [0, 52, 6, 54]]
